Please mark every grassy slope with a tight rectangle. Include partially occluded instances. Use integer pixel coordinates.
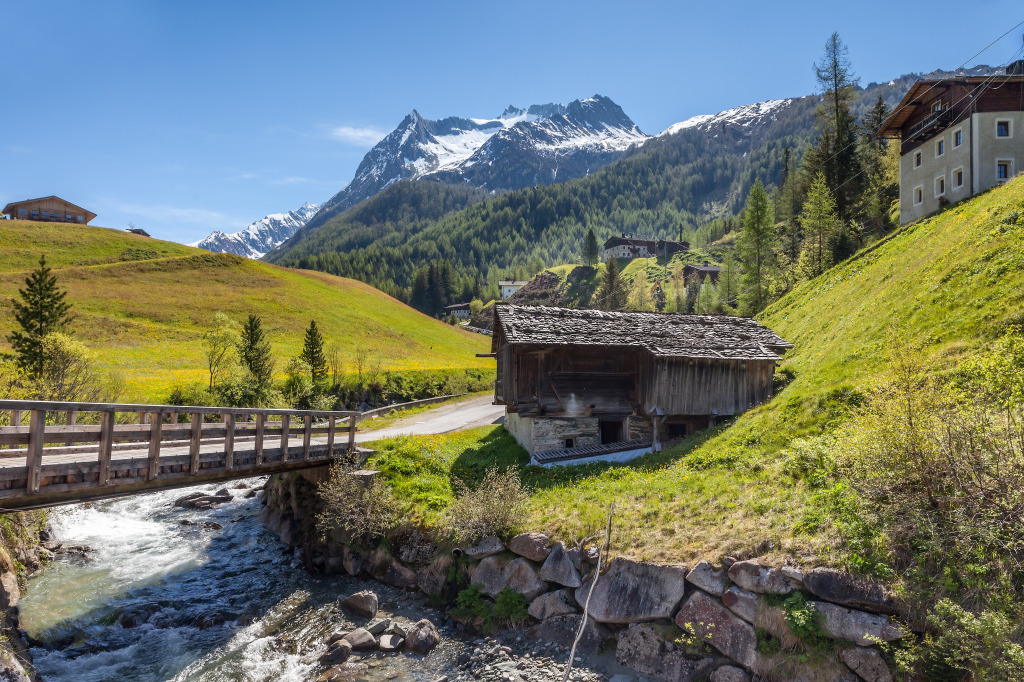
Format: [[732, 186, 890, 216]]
[[370, 175, 1024, 566], [0, 220, 490, 400]]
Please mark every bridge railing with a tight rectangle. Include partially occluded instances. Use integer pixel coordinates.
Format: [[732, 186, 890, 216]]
[[0, 400, 362, 495]]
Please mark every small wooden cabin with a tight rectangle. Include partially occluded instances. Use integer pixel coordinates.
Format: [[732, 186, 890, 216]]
[[489, 304, 792, 460], [2, 196, 96, 224]]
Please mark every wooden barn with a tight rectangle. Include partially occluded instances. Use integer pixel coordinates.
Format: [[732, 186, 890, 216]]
[[2, 196, 96, 224], [488, 304, 792, 464]]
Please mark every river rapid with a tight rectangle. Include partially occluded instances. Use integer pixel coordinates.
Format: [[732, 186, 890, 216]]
[[18, 479, 468, 682]]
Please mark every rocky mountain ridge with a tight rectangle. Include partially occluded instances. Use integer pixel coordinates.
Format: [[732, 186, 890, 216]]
[[191, 202, 319, 259]]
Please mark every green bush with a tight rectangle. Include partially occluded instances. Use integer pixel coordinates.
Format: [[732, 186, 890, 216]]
[[493, 588, 529, 627]]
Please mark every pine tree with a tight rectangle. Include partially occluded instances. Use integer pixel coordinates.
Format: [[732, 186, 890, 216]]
[[598, 257, 628, 310], [582, 228, 600, 267], [803, 32, 862, 221], [300, 320, 327, 385], [7, 255, 73, 377], [695, 275, 715, 314], [860, 94, 900, 228], [799, 173, 839, 278], [716, 252, 740, 311], [737, 179, 776, 314], [237, 313, 274, 390]]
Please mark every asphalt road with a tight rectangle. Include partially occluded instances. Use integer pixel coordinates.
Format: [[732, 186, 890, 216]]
[[355, 395, 505, 442]]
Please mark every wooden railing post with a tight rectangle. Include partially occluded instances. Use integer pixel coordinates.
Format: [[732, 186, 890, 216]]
[[98, 410, 114, 486], [327, 416, 336, 457], [280, 415, 290, 461], [348, 414, 357, 452], [189, 413, 202, 474], [26, 410, 45, 493], [224, 413, 235, 471], [255, 414, 265, 466], [11, 410, 21, 428], [65, 410, 77, 445], [147, 412, 162, 481], [302, 415, 311, 461]]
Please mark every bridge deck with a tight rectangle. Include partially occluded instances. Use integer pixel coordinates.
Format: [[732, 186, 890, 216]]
[[0, 400, 362, 511]]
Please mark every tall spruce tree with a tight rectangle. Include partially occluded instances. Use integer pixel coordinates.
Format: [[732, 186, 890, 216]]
[[598, 257, 628, 310], [737, 179, 776, 314], [7, 255, 73, 377], [715, 252, 741, 311], [237, 313, 275, 390], [582, 228, 600, 267], [860, 94, 900, 227], [803, 32, 862, 221], [300, 320, 327, 385], [799, 173, 839, 279]]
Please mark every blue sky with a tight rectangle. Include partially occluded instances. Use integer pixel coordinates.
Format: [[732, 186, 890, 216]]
[[2, 1, 1022, 243]]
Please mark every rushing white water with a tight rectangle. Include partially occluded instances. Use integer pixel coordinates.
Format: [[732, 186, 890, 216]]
[[20, 479, 461, 681]]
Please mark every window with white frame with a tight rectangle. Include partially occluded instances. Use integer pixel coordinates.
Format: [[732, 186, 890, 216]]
[[915, 151, 922, 167], [935, 176, 946, 198], [913, 186, 924, 205], [997, 160, 1013, 181], [996, 120, 1011, 138], [936, 139, 945, 157], [953, 167, 964, 189], [954, 128, 963, 147]]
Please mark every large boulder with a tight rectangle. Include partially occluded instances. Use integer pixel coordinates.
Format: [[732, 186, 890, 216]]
[[341, 548, 367, 577], [840, 647, 893, 682], [529, 614, 612, 656], [539, 542, 582, 588], [509, 532, 552, 562], [675, 591, 759, 670], [803, 568, 898, 614], [464, 535, 505, 559], [416, 560, 450, 597], [318, 640, 353, 665], [342, 628, 376, 650], [721, 586, 759, 623], [575, 558, 688, 624], [339, 590, 378, 618], [616, 623, 722, 682], [810, 601, 905, 646], [727, 559, 793, 595], [397, 530, 436, 565], [686, 561, 728, 596], [528, 588, 578, 621], [404, 618, 441, 654], [0, 571, 21, 610], [710, 667, 751, 682], [472, 554, 548, 601], [378, 634, 404, 652]]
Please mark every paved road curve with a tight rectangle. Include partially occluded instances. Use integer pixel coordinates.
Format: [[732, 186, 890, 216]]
[[356, 396, 504, 442]]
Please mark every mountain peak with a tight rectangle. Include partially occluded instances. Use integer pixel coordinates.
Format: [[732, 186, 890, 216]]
[[191, 202, 319, 259], [501, 105, 525, 118]]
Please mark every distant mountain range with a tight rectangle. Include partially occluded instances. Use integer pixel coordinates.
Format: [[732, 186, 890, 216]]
[[190, 202, 319, 259]]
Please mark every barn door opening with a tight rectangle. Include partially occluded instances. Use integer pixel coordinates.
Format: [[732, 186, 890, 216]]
[[600, 419, 623, 445]]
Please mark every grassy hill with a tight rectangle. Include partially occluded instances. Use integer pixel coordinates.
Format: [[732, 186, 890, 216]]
[[0, 220, 491, 401], [370, 175, 1024, 571]]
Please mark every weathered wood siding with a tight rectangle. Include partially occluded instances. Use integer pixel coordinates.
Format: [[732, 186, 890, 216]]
[[639, 357, 775, 416]]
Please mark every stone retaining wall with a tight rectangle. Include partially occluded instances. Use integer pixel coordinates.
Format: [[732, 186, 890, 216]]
[[262, 473, 902, 682]]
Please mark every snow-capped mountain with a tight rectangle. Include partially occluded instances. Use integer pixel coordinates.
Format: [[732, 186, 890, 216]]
[[659, 99, 797, 137], [191, 202, 319, 259], [301, 95, 648, 234]]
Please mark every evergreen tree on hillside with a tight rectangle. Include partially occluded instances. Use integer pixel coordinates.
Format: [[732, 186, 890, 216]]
[[7, 255, 73, 377], [799, 173, 839, 278], [737, 180, 776, 314], [583, 228, 600, 267], [695, 275, 715, 314], [300, 320, 327, 385], [237, 313, 275, 391], [716, 252, 741, 310], [803, 32, 862, 221], [597, 257, 628, 310], [860, 94, 900, 227]]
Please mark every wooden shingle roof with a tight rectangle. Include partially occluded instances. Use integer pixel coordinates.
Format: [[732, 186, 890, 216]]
[[492, 304, 792, 361]]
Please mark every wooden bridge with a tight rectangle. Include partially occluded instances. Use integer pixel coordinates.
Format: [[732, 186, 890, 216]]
[[0, 399, 363, 511]]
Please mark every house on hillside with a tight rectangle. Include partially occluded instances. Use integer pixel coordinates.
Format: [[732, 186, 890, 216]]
[[2, 196, 96, 224], [682, 262, 722, 284], [879, 61, 1024, 224], [499, 280, 529, 299], [126, 227, 151, 237], [486, 304, 792, 465], [601, 235, 689, 260], [445, 302, 471, 320]]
